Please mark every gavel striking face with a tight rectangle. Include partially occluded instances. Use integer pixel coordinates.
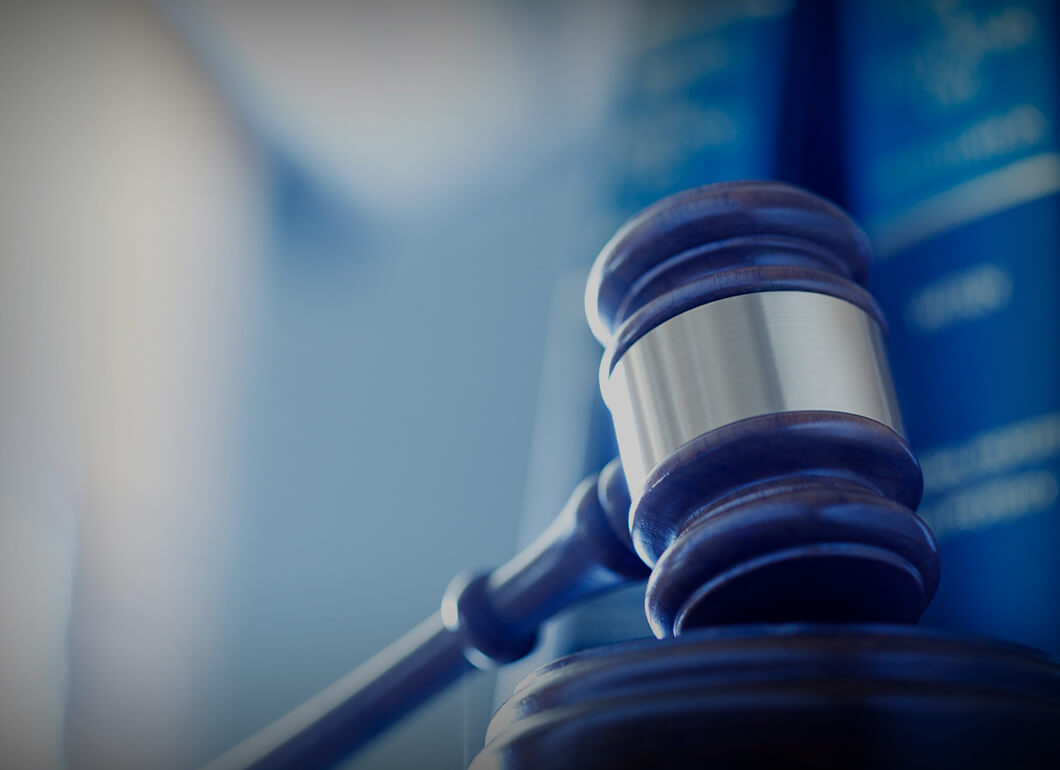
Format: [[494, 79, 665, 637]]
[[585, 180, 939, 637]]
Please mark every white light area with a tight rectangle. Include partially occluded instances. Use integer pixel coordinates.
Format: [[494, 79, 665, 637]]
[[173, 0, 634, 219], [68, 4, 262, 766], [1, 4, 93, 767], [1, 2, 264, 769], [0, 468, 75, 770]]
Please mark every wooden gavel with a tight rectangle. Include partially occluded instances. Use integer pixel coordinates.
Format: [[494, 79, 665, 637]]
[[207, 182, 1060, 770]]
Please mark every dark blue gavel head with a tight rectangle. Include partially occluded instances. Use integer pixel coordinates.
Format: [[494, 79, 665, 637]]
[[586, 181, 940, 637]]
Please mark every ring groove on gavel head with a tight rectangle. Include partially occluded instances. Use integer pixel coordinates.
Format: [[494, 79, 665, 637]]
[[585, 181, 940, 636]]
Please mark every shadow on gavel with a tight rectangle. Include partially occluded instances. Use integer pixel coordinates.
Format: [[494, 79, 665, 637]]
[[207, 183, 1060, 770]]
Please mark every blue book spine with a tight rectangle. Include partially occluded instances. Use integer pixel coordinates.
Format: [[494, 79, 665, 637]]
[[840, 0, 1060, 654]]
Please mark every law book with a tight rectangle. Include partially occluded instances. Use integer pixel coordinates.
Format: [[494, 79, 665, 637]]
[[840, 0, 1060, 655]]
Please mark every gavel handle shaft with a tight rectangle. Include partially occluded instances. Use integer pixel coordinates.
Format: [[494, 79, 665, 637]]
[[203, 465, 647, 770], [204, 614, 472, 770]]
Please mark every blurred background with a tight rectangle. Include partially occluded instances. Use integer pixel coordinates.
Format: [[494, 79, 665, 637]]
[[0, 1, 1057, 769]]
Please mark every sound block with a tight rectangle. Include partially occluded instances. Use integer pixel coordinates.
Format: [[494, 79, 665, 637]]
[[473, 624, 1060, 769]]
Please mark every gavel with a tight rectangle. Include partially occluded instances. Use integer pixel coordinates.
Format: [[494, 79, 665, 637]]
[[207, 182, 1060, 770]]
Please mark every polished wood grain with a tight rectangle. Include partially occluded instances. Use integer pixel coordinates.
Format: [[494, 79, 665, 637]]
[[586, 180, 873, 342]]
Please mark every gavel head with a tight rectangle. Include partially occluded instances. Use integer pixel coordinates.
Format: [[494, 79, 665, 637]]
[[585, 181, 940, 637]]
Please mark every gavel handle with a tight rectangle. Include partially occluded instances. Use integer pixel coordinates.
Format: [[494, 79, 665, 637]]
[[203, 462, 648, 770], [204, 615, 471, 770]]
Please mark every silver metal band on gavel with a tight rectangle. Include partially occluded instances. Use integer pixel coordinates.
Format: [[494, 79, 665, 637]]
[[602, 291, 905, 500]]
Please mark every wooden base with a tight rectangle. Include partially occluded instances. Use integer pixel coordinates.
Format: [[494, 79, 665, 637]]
[[474, 624, 1060, 769]]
